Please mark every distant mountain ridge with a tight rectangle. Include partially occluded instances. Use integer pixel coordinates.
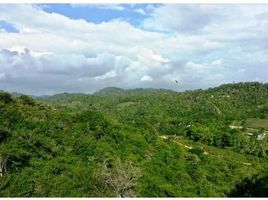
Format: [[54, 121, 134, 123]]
[[94, 87, 176, 97], [1, 81, 268, 100]]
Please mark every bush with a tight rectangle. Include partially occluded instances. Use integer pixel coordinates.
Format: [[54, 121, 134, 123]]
[[18, 95, 35, 106], [0, 92, 13, 104]]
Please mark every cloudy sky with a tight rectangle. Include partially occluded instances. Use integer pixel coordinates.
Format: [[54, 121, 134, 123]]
[[0, 4, 268, 95]]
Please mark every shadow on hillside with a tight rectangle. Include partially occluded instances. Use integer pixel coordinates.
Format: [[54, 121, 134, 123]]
[[228, 174, 268, 197]]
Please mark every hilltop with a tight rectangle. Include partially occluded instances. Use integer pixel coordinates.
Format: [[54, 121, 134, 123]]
[[94, 87, 125, 96]]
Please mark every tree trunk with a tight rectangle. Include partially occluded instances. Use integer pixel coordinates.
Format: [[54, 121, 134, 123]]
[[0, 158, 7, 178]]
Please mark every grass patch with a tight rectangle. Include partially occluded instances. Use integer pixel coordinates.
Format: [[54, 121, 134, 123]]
[[246, 118, 268, 130]]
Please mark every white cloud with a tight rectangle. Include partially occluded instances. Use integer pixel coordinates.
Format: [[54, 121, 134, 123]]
[[141, 75, 153, 81], [142, 5, 219, 33], [185, 59, 222, 71], [0, 4, 268, 94], [95, 70, 117, 80], [135, 8, 146, 15]]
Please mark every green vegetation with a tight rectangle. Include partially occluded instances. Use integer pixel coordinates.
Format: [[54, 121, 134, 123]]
[[0, 82, 268, 197], [246, 118, 268, 130]]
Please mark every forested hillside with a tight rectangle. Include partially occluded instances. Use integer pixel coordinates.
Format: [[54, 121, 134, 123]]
[[1, 82, 268, 197]]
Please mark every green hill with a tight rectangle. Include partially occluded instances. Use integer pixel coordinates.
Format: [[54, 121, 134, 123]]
[[0, 82, 268, 197], [94, 87, 125, 96]]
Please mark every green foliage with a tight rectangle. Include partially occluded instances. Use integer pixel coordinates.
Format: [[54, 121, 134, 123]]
[[17, 95, 35, 106], [229, 172, 268, 197], [0, 92, 13, 104], [0, 128, 10, 143], [0, 82, 268, 197]]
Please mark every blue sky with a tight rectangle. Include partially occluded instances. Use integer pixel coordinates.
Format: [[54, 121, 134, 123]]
[[0, 20, 19, 33], [42, 4, 155, 26], [0, 4, 267, 95]]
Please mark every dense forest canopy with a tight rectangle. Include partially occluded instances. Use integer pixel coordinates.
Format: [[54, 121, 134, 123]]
[[0, 82, 268, 197]]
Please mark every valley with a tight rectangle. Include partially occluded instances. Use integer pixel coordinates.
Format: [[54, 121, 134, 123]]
[[0, 82, 268, 197]]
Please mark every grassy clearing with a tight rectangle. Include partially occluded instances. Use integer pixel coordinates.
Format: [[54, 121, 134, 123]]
[[246, 118, 268, 130]]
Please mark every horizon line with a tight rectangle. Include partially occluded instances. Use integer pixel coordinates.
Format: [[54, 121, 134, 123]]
[[1, 81, 267, 97]]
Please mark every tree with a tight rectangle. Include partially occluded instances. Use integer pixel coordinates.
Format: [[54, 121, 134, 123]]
[[0, 92, 13, 104], [18, 95, 35, 106], [97, 159, 141, 197]]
